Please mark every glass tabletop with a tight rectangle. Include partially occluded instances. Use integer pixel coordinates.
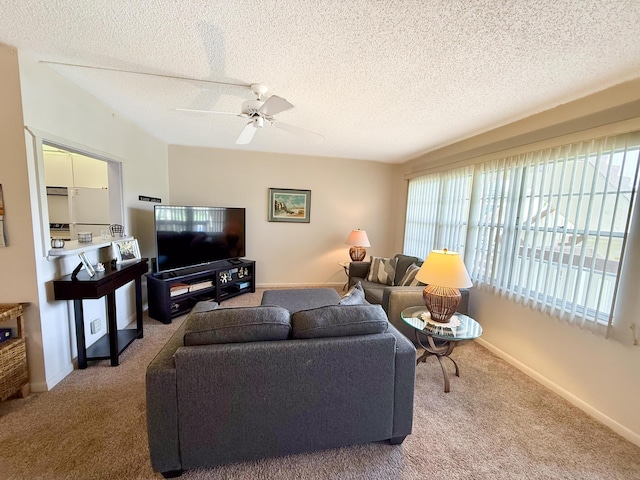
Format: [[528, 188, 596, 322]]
[[400, 306, 482, 340]]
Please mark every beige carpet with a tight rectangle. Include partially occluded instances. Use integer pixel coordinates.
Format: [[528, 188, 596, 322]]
[[1, 288, 639, 479]]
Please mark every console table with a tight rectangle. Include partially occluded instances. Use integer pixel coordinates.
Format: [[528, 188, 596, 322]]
[[54, 258, 148, 368]]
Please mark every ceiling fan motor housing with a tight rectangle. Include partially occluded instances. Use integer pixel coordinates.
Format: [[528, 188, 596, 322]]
[[241, 99, 265, 117]]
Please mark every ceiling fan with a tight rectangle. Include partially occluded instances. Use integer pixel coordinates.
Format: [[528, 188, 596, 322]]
[[177, 83, 324, 145], [38, 62, 322, 145]]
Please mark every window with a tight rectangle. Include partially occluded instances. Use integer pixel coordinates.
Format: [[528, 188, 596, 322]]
[[404, 166, 473, 260], [406, 132, 640, 333]]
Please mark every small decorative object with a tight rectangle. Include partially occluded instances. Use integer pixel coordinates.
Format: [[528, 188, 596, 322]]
[[112, 238, 141, 264], [268, 188, 311, 223], [95, 262, 105, 272], [78, 252, 96, 277], [415, 249, 473, 323], [51, 237, 65, 248], [345, 229, 371, 261], [109, 224, 124, 238], [219, 271, 232, 283], [78, 231, 92, 243], [101, 229, 109, 240], [0, 328, 11, 342]]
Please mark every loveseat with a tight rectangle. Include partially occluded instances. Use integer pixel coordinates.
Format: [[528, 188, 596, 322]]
[[348, 254, 470, 343], [146, 290, 416, 477]]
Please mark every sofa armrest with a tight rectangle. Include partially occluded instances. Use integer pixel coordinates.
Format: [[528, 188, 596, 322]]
[[385, 322, 416, 438], [348, 261, 370, 287], [146, 321, 189, 474]]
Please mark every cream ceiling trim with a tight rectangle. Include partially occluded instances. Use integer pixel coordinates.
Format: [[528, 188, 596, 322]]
[[404, 117, 640, 180]]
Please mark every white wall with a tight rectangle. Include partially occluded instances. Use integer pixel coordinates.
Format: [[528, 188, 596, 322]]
[[14, 53, 169, 391], [168, 146, 395, 286], [397, 79, 640, 446]]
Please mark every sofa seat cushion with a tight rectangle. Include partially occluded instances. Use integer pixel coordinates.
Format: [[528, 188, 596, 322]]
[[291, 304, 388, 339], [183, 306, 291, 345], [359, 280, 386, 305], [261, 288, 341, 313]]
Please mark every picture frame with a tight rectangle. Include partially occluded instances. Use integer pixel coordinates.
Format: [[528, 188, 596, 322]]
[[112, 238, 141, 264], [78, 252, 96, 277], [268, 188, 311, 223]]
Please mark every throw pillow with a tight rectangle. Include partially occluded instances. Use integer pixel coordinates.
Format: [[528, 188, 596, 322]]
[[366, 256, 397, 285], [398, 263, 422, 286], [339, 281, 368, 305], [291, 304, 388, 339], [183, 306, 291, 345]]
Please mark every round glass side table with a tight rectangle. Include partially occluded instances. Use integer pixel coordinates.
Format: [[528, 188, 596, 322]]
[[401, 306, 482, 393]]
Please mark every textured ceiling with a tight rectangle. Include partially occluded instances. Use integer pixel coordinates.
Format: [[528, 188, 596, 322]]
[[1, 0, 640, 163]]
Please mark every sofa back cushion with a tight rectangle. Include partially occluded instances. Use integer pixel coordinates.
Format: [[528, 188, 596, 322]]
[[291, 304, 388, 339], [393, 254, 422, 286], [183, 306, 291, 345]]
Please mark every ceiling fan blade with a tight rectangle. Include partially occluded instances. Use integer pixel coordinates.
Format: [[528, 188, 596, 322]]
[[39, 61, 249, 88], [259, 95, 294, 116], [176, 108, 242, 116], [272, 121, 324, 144], [236, 122, 257, 145]]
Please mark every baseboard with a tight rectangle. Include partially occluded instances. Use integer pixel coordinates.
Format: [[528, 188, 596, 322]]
[[475, 337, 640, 448], [33, 362, 75, 392]]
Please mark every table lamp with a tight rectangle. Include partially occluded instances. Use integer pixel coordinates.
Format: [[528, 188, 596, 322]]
[[415, 249, 472, 323], [345, 229, 371, 262]]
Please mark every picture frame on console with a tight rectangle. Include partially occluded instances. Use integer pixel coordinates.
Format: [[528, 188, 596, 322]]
[[112, 238, 141, 264], [78, 252, 96, 277], [268, 188, 311, 223]]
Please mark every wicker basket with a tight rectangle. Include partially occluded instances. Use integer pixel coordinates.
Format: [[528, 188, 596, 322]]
[[0, 303, 29, 401]]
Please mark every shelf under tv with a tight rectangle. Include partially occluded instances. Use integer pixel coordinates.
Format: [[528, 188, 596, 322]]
[[147, 259, 256, 324]]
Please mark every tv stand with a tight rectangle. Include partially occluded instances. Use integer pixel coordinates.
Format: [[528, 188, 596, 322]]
[[147, 259, 256, 324]]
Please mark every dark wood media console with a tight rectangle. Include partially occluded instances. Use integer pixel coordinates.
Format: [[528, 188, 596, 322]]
[[147, 259, 256, 324]]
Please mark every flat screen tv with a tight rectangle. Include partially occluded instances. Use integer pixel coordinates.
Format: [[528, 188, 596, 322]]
[[154, 205, 246, 273]]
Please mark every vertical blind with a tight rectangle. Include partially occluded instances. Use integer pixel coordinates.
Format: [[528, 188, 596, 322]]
[[404, 166, 473, 260], [405, 131, 640, 334]]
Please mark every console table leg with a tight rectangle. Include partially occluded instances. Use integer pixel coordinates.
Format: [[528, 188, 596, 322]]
[[135, 276, 144, 339], [73, 299, 88, 369], [106, 292, 119, 366]]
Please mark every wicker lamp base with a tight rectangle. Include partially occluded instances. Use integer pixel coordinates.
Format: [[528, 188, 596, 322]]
[[349, 246, 367, 262], [422, 284, 461, 323]]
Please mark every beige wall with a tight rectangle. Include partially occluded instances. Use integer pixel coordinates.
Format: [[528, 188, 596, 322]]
[[0, 44, 44, 379], [168, 146, 396, 286], [14, 53, 169, 390], [397, 79, 640, 446]]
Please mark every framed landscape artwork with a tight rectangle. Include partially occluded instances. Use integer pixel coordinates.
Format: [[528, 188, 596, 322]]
[[268, 188, 311, 223]]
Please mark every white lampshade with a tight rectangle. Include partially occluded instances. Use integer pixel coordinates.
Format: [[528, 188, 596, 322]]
[[415, 249, 472, 288], [345, 229, 371, 247]]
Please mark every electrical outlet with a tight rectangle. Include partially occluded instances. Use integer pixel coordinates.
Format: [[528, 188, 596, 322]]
[[90, 318, 101, 335]]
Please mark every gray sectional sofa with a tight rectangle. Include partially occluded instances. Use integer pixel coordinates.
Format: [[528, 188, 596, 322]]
[[348, 254, 469, 344], [146, 288, 416, 478]]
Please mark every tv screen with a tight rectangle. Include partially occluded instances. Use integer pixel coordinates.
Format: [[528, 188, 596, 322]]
[[154, 205, 246, 273]]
